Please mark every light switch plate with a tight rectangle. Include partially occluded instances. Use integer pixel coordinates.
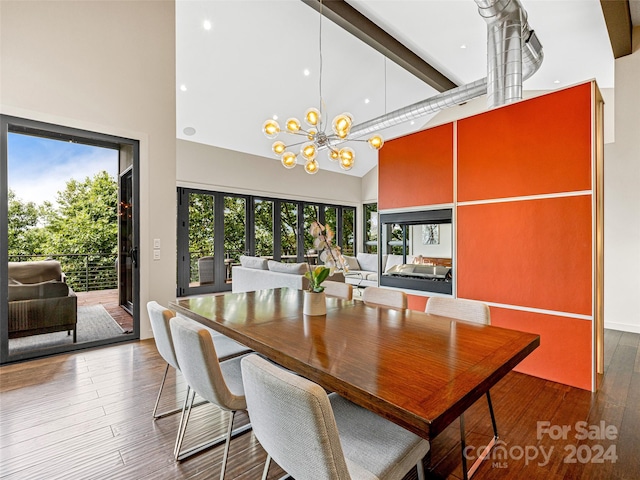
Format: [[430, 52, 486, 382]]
[[153, 249, 161, 260], [153, 238, 161, 249]]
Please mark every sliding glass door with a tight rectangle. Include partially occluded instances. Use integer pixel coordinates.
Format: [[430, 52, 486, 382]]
[[177, 189, 248, 296], [176, 188, 357, 296], [1, 115, 140, 364]]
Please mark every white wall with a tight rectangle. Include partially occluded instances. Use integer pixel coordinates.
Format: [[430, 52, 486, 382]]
[[361, 166, 379, 204], [0, 1, 177, 339], [410, 224, 453, 258], [603, 27, 640, 333], [177, 140, 362, 205]]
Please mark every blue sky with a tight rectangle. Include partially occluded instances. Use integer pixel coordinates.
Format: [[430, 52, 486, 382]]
[[8, 133, 118, 206]]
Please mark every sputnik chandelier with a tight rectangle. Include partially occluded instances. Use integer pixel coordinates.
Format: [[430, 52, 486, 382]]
[[261, 0, 384, 175]]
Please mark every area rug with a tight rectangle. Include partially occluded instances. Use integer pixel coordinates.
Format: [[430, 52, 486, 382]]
[[8, 305, 128, 356]]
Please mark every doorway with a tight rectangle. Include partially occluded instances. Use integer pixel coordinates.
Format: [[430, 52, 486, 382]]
[[0, 116, 140, 364]]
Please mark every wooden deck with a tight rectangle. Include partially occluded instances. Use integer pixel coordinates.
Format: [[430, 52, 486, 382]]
[[75, 289, 133, 332]]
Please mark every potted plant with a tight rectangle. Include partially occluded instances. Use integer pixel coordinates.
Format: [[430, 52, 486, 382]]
[[303, 221, 348, 315]]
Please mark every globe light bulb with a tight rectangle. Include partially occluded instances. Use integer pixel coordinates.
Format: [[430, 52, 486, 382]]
[[368, 135, 384, 150], [304, 159, 319, 174], [281, 151, 297, 169], [328, 149, 339, 161], [272, 141, 286, 156], [307, 129, 317, 141], [336, 129, 348, 139], [262, 119, 280, 139], [339, 147, 355, 171], [286, 118, 301, 133], [305, 108, 321, 126], [301, 142, 317, 161], [332, 114, 352, 136]]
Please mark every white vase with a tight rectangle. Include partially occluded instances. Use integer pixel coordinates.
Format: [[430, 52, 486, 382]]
[[303, 290, 326, 316]]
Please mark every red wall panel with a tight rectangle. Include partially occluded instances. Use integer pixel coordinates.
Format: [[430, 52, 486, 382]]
[[378, 123, 453, 209], [490, 307, 592, 390], [457, 195, 592, 316], [458, 83, 592, 202]]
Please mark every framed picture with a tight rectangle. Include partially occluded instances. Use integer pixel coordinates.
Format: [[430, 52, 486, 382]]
[[422, 224, 440, 245]]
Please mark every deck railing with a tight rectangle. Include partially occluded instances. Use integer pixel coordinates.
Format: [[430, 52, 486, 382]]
[[8, 253, 118, 293]]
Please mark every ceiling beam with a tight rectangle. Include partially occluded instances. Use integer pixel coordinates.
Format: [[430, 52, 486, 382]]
[[600, 0, 633, 58], [300, 0, 458, 92]]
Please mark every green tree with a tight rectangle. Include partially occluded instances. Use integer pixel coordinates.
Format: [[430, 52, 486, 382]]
[[45, 171, 118, 290], [254, 199, 274, 257], [7, 190, 48, 257]]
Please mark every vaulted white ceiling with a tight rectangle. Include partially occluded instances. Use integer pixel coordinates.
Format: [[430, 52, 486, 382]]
[[176, 0, 616, 177]]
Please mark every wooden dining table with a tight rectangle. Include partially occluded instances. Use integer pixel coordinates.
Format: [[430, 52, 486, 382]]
[[171, 287, 539, 477]]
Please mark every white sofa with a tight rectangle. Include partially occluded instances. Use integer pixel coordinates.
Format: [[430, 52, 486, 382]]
[[344, 253, 414, 288], [232, 256, 345, 293]]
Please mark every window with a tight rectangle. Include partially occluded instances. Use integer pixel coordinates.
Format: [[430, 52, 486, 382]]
[[363, 203, 378, 253], [177, 188, 356, 295]]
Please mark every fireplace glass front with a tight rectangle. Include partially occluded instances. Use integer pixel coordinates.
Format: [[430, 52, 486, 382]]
[[379, 208, 452, 295]]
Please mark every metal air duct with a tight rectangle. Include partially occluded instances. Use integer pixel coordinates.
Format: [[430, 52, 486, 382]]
[[349, 0, 543, 139]]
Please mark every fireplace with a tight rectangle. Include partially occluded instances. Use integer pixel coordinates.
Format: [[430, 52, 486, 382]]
[[379, 208, 452, 295]]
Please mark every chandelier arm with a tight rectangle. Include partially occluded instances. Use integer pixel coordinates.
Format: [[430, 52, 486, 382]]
[[282, 139, 309, 149], [285, 131, 313, 138]]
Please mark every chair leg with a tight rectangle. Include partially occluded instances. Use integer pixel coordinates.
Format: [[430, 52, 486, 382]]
[[174, 386, 195, 459], [459, 413, 469, 480], [153, 364, 170, 419], [261, 455, 271, 480], [174, 403, 252, 462], [154, 369, 208, 420], [219, 411, 236, 480], [416, 459, 425, 480]]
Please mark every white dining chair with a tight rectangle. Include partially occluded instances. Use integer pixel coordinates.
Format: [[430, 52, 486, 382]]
[[323, 280, 353, 300], [362, 286, 407, 309], [147, 301, 251, 420], [241, 354, 429, 480], [425, 296, 496, 479], [170, 316, 251, 477], [425, 296, 490, 325]]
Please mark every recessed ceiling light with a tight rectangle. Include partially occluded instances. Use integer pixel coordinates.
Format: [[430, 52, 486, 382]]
[[203, 20, 212, 31], [180, 84, 187, 92], [183, 127, 196, 136], [411, 121, 415, 125], [460, 44, 467, 49], [364, 98, 370, 104], [272, 115, 278, 120], [554, 80, 560, 84], [303, 69, 310, 76]]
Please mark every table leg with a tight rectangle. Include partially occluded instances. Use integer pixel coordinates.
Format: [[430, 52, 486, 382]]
[[459, 391, 499, 479]]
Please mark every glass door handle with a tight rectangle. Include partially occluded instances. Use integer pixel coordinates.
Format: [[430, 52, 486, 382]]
[[130, 247, 138, 268]]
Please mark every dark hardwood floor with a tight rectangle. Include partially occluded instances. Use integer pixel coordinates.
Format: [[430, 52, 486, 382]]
[[0, 329, 638, 479]]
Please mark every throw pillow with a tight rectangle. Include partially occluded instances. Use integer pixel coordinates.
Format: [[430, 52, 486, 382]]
[[343, 255, 361, 271], [239, 255, 269, 270], [268, 260, 309, 275], [356, 253, 379, 273], [8, 280, 69, 302]]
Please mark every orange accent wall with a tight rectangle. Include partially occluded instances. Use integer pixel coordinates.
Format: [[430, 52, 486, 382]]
[[377, 82, 597, 391], [378, 123, 453, 209], [490, 307, 592, 390], [457, 195, 592, 316], [457, 83, 592, 202]]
